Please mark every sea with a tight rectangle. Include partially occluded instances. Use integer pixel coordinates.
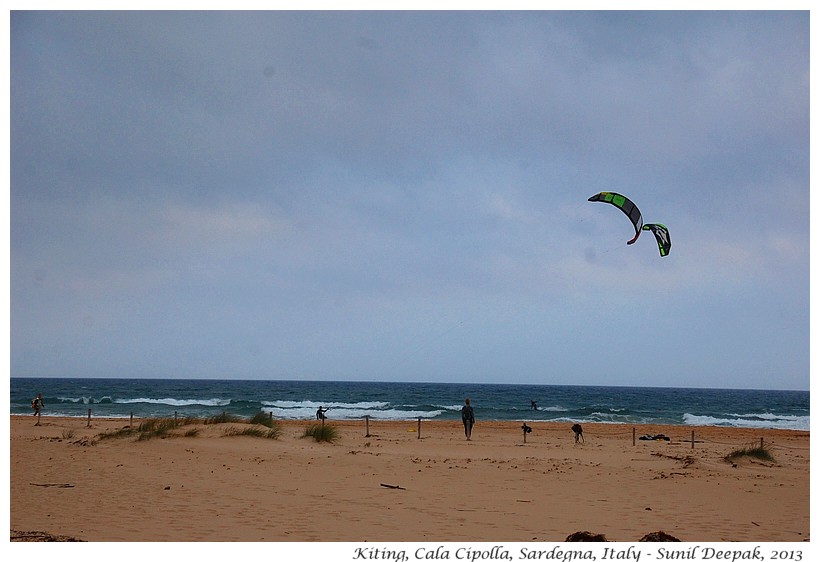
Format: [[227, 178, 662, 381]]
[[9, 378, 809, 431]]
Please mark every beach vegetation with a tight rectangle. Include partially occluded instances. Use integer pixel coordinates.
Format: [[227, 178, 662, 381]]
[[138, 418, 181, 433], [302, 423, 339, 443], [95, 417, 202, 441], [222, 426, 280, 439], [96, 426, 138, 441], [205, 412, 244, 424], [250, 411, 276, 427], [724, 443, 775, 464], [61, 429, 76, 440], [137, 419, 179, 441]]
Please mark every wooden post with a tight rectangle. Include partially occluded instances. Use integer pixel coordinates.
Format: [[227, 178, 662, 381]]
[[633, 427, 636, 446], [760, 437, 764, 449], [691, 430, 695, 450], [87, 408, 92, 428], [364, 415, 371, 437], [270, 412, 273, 425], [417, 417, 421, 439], [130, 413, 133, 428]]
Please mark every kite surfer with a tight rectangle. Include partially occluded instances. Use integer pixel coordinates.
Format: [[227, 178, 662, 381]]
[[461, 398, 475, 441], [31, 393, 44, 426]]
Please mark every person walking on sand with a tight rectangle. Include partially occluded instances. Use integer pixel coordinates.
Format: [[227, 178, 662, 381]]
[[31, 393, 44, 425], [461, 398, 475, 441]]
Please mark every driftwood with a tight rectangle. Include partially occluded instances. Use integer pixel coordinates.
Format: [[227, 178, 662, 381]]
[[380, 483, 406, 490], [30, 482, 75, 488]]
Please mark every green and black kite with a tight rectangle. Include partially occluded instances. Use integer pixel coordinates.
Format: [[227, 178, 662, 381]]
[[587, 192, 671, 257]]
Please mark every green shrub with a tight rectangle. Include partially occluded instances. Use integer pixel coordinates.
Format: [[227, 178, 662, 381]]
[[302, 423, 339, 443]]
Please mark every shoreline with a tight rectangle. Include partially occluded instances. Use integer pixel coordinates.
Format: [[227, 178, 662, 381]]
[[10, 412, 809, 433], [10, 416, 809, 542]]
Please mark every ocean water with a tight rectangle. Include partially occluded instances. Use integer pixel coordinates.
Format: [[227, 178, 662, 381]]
[[9, 378, 809, 431]]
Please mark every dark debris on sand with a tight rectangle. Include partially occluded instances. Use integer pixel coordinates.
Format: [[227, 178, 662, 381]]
[[566, 531, 609, 541], [11, 529, 84, 542], [566, 530, 682, 542], [639, 530, 682, 542]]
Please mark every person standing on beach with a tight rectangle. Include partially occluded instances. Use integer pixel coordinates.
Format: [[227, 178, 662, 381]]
[[316, 406, 328, 420], [31, 393, 44, 425], [461, 398, 475, 440]]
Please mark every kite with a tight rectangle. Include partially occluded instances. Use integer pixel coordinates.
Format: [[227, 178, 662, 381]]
[[642, 223, 671, 257], [587, 192, 644, 245]]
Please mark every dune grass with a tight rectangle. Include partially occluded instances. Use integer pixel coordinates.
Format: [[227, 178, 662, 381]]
[[302, 423, 339, 443], [204, 412, 244, 424], [97, 416, 198, 441], [136, 417, 191, 441], [96, 426, 138, 441], [96, 413, 282, 441], [222, 425, 280, 439], [724, 443, 775, 464], [249, 411, 276, 428]]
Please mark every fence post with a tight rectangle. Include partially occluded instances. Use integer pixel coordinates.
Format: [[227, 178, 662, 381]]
[[417, 417, 421, 439], [364, 415, 371, 437], [760, 437, 764, 449], [691, 430, 695, 450], [87, 408, 92, 428], [633, 427, 636, 446], [130, 413, 133, 428]]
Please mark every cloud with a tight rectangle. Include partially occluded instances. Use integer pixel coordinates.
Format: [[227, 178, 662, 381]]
[[9, 11, 809, 389]]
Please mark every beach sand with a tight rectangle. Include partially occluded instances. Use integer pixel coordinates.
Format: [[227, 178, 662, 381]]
[[9, 415, 809, 542]]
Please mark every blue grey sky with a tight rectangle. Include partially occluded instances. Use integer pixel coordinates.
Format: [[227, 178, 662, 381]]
[[10, 11, 809, 390]]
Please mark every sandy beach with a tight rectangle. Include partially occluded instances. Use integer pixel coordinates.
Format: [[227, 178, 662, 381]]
[[9, 415, 809, 542]]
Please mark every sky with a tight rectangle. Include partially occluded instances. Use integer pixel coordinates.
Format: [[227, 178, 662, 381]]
[[8, 10, 810, 390]]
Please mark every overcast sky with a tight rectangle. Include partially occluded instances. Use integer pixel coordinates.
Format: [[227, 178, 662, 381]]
[[9, 10, 809, 390]]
